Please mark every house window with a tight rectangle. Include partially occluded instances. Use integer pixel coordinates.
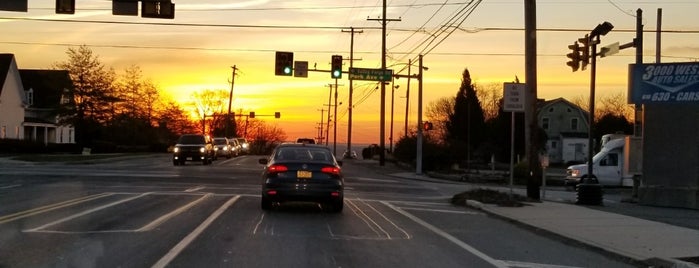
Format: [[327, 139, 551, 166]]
[[567, 108, 572, 113], [571, 118, 579, 131], [26, 88, 34, 106], [551, 141, 558, 149], [542, 117, 550, 130], [548, 107, 554, 113]]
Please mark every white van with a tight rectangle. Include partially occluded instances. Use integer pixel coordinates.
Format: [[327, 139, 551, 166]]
[[565, 137, 626, 187]]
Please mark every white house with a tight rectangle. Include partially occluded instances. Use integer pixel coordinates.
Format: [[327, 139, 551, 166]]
[[0, 54, 26, 140], [0, 54, 75, 144]]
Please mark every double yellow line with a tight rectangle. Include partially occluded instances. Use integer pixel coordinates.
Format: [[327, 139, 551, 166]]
[[0, 193, 113, 224]]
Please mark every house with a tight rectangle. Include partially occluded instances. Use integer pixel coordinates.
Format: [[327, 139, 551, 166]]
[[538, 98, 590, 164], [0, 53, 75, 144], [0, 54, 25, 140], [20, 69, 75, 144]]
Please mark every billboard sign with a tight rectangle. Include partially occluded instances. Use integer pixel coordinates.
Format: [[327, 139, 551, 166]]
[[629, 62, 699, 104]]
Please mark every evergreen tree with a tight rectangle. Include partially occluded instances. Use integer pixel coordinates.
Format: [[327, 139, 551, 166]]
[[446, 68, 486, 163]]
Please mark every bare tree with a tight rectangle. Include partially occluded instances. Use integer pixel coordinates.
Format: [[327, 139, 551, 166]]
[[426, 96, 455, 143], [475, 82, 503, 121], [190, 89, 228, 135], [598, 92, 633, 120]]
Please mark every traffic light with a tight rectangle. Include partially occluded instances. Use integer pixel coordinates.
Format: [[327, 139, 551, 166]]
[[578, 35, 590, 71], [249, 112, 255, 118], [331, 55, 342, 79], [423, 121, 433, 131], [275, 51, 293, 76], [274, 112, 281, 119], [566, 42, 581, 72]]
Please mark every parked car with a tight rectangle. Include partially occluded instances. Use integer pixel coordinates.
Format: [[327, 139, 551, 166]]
[[258, 143, 344, 212], [235, 137, 249, 154], [213, 137, 233, 159], [172, 134, 214, 166]]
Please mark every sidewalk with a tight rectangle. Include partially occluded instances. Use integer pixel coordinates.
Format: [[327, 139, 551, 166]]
[[385, 169, 699, 268], [472, 201, 699, 268]]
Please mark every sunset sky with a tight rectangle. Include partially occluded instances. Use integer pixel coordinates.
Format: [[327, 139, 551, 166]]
[[2, 0, 697, 144]]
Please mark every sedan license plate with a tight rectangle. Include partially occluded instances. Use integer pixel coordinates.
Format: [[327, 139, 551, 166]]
[[297, 170, 312, 179]]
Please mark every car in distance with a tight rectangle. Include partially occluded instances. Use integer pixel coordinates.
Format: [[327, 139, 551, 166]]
[[228, 138, 241, 157], [213, 137, 233, 159], [235, 137, 249, 154], [296, 138, 315, 144], [172, 134, 214, 166], [259, 143, 344, 212]]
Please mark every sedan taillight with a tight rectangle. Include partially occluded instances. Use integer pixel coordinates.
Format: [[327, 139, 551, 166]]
[[321, 166, 341, 176], [268, 164, 288, 173]]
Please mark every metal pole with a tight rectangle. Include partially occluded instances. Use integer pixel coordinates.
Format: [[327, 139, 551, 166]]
[[334, 78, 338, 156], [390, 78, 395, 152], [416, 54, 424, 175], [404, 60, 411, 137], [587, 36, 599, 182], [509, 111, 515, 197], [326, 84, 332, 146]]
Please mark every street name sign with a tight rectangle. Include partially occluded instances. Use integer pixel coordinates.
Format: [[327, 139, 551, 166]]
[[348, 67, 393, 82]]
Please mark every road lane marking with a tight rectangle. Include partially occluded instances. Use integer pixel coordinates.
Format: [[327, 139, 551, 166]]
[[137, 193, 212, 232], [24, 192, 152, 232], [152, 195, 241, 268], [401, 207, 484, 215], [184, 186, 206, 192], [497, 260, 584, 268], [0, 193, 113, 224], [382, 201, 508, 268], [346, 199, 390, 239], [0, 184, 22, 189]]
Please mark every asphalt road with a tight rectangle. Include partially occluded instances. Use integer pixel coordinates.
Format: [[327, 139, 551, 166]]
[[0, 154, 638, 268]]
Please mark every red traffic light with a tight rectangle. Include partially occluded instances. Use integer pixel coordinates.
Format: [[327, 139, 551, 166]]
[[423, 121, 433, 131]]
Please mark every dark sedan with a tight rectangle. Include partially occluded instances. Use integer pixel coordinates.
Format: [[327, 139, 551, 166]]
[[259, 143, 344, 213]]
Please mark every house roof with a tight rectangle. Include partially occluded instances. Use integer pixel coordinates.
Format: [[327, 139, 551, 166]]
[[540, 97, 590, 125], [19, 69, 74, 109], [0, 54, 15, 96]]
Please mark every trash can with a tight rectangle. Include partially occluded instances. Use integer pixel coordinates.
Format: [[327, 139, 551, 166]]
[[576, 177, 603, 205]]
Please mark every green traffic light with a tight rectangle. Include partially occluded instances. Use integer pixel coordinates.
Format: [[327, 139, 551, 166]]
[[332, 70, 341, 78], [284, 66, 292, 74]]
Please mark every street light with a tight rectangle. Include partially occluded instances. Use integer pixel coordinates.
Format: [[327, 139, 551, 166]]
[[391, 60, 428, 139]]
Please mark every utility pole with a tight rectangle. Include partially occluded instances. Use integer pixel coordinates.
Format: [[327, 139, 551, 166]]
[[368, 0, 400, 166], [326, 84, 333, 146], [318, 109, 326, 144], [226, 65, 238, 138], [333, 78, 339, 156], [404, 59, 411, 138], [525, 0, 541, 200], [342, 27, 363, 158]]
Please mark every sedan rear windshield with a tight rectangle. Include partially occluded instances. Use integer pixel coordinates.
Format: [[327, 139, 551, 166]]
[[275, 148, 332, 162]]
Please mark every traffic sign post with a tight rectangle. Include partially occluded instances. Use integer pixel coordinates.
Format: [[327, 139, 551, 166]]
[[503, 82, 526, 198]]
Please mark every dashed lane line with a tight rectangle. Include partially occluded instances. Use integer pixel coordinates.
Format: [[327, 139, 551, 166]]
[[0, 193, 113, 224], [24, 192, 152, 232]]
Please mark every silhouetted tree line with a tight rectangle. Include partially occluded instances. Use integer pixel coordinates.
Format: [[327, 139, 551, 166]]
[[393, 68, 632, 171]]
